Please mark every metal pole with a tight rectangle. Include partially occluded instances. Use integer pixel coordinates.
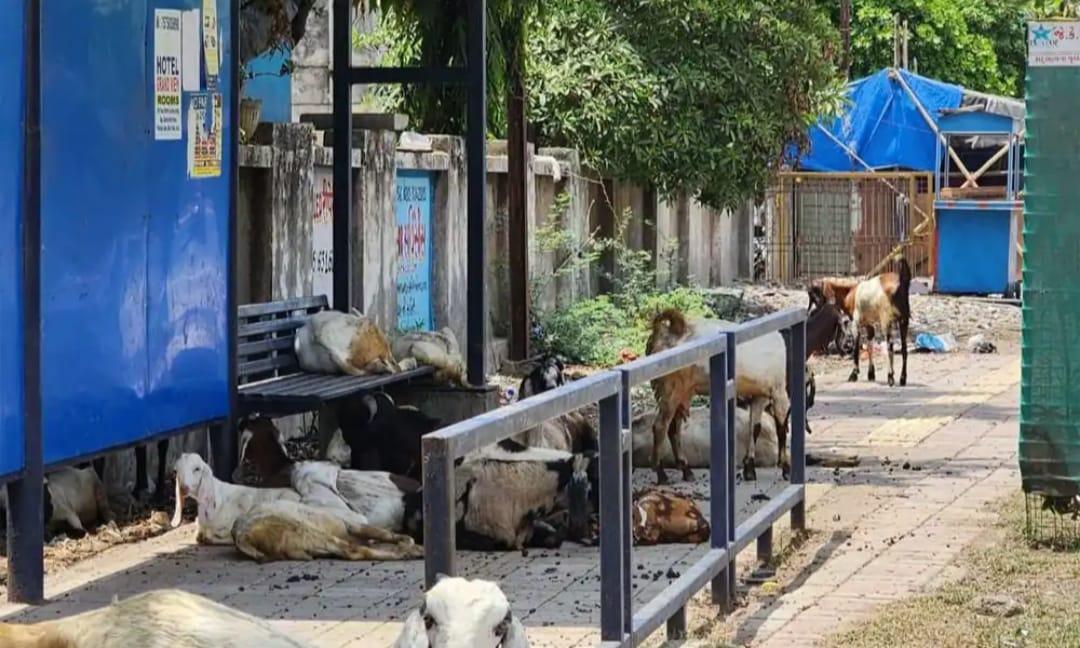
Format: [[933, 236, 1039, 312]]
[[709, 349, 731, 611], [506, 45, 529, 361], [331, 0, 353, 312], [788, 321, 807, 531], [666, 606, 687, 640], [599, 392, 625, 642], [725, 332, 737, 601], [422, 437, 455, 588], [9, 0, 44, 603], [466, 0, 488, 385]]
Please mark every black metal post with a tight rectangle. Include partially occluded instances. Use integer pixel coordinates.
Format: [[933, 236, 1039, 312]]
[[757, 526, 774, 565], [465, 0, 487, 385], [618, 373, 632, 635], [709, 350, 730, 611], [788, 320, 807, 531], [725, 332, 738, 601], [423, 437, 455, 588], [332, 0, 353, 312], [8, 0, 43, 604], [666, 606, 687, 640], [599, 392, 625, 642], [223, 0, 240, 479]]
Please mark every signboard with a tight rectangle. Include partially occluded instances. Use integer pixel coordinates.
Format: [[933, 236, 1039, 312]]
[[312, 168, 334, 305], [395, 171, 435, 331], [153, 9, 182, 140], [202, 0, 220, 86], [187, 92, 221, 178], [1029, 21, 1080, 67]]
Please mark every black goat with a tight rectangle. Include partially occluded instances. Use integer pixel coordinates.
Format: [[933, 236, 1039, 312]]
[[339, 392, 441, 481], [518, 354, 566, 399]]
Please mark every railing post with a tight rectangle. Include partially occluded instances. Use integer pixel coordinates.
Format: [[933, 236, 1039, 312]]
[[666, 606, 687, 640], [787, 320, 807, 532], [725, 332, 738, 602], [619, 372, 632, 635], [709, 347, 731, 611], [423, 436, 456, 588], [757, 526, 774, 566], [600, 391, 626, 643]]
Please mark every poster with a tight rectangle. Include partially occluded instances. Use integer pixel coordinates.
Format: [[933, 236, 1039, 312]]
[[181, 9, 201, 92], [395, 171, 436, 331], [187, 92, 221, 178], [153, 9, 182, 140], [312, 169, 334, 306], [202, 0, 220, 86], [1029, 21, 1080, 67]]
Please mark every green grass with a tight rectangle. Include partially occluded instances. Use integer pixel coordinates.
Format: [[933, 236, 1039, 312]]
[[826, 495, 1080, 648]]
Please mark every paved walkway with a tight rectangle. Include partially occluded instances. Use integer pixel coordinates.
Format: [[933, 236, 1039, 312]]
[[0, 350, 1020, 647]]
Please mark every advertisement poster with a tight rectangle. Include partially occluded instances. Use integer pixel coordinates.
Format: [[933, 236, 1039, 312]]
[[181, 9, 201, 91], [153, 9, 182, 140], [1030, 21, 1080, 67], [312, 169, 334, 306], [187, 93, 221, 178], [202, 0, 220, 86], [395, 171, 436, 331]]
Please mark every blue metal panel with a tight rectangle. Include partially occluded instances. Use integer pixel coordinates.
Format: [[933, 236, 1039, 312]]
[[145, 1, 231, 434], [939, 111, 1014, 135], [0, 5, 26, 479], [396, 170, 435, 331], [936, 208, 1012, 295], [243, 49, 292, 123], [40, 0, 231, 465]]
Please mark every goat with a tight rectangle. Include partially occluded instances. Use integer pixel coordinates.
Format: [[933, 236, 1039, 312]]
[[237, 417, 421, 531], [846, 257, 912, 387], [646, 309, 791, 483], [631, 487, 710, 545], [419, 445, 597, 551], [1, 466, 113, 539], [0, 589, 311, 647], [395, 576, 528, 648], [171, 453, 300, 545], [339, 392, 441, 481], [392, 328, 465, 385], [507, 356, 597, 454], [808, 277, 859, 316], [231, 499, 423, 563], [631, 406, 779, 471], [806, 301, 848, 358], [294, 309, 399, 376]]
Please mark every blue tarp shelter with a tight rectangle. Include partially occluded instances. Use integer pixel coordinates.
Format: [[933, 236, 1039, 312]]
[[794, 69, 1023, 173]]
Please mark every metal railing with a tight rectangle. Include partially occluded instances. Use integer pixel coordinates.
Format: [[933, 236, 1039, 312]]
[[420, 307, 807, 646], [421, 371, 623, 587]]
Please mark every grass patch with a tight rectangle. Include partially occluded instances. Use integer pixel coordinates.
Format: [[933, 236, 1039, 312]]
[[826, 495, 1080, 648]]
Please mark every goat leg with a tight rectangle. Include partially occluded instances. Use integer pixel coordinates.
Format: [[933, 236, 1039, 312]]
[[865, 327, 876, 383], [651, 406, 673, 485], [899, 318, 909, 387], [848, 322, 861, 382], [887, 324, 896, 387], [667, 415, 694, 482], [134, 445, 149, 499], [153, 439, 170, 506]]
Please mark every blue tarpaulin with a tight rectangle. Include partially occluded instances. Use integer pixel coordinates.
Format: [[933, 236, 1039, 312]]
[[795, 69, 964, 172]]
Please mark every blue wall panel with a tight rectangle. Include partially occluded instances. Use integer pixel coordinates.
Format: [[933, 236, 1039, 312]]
[[0, 6, 26, 479], [41, 0, 231, 465], [243, 49, 292, 124], [936, 208, 1012, 295], [395, 170, 435, 331]]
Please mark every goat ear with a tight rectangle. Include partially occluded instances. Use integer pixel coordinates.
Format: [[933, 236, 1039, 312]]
[[502, 614, 530, 648], [433, 572, 449, 584]]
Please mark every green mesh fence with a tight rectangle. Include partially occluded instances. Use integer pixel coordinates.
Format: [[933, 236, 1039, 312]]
[[1021, 40, 1080, 499]]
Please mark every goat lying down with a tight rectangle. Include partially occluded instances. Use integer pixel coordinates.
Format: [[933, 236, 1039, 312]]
[[440, 445, 597, 551], [237, 417, 421, 531], [0, 589, 311, 647], [632, 487, 710, 545], [631, 406, 779, 471], [646, 309, 791, 483], [1, 466, 113, 539], [294, 309, 399, 376], [392, 328, 465, 385], [232, 499, 423, 563], [395, 576, 529, 648]]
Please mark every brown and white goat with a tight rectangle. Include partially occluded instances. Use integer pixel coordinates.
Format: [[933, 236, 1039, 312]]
[[631, 487, 710, 545], [646, 309, 791, 484], [845, 257, 912, 387]]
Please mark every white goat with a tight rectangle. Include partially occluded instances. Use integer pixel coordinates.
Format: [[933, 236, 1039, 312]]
[[392, 328, 465, 385], [0, 589, 311, 647], [646, 309, 791, 483], [231, 499, 423, 563], [294, 309, 398, 376], [171, 453, 300, 545], [395, 576, 529, 648], [631, 406, 779, 470], [0, 466, 112, 538]]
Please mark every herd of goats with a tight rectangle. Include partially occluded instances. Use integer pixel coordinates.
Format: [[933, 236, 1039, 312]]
[[0, 258, 914, 647]]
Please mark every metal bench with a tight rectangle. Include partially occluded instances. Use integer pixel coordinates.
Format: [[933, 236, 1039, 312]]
[[237, 295, 434, 435]]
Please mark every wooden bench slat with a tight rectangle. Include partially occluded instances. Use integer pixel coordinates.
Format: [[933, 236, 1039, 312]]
[[239, 296, 328, 319], [239, 318, 308, 338], [238, 336, 294, 358], [239, 355, 298, 379]]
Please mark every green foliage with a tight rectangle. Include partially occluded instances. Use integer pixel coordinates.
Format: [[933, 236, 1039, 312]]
[[833, 0, 1047, 97], [527, 0, 844, 209]]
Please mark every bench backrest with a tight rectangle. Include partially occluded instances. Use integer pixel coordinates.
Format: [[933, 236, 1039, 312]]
[[237, 295, 329, 385]]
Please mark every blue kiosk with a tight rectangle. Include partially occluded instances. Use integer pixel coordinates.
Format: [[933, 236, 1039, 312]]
[[933, 110, 1024, 295], [2, 0, 239, 603]]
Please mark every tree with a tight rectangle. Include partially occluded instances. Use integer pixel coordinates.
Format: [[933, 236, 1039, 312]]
[[526, 0, 844, 208], [240, 0, 324, 68]]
